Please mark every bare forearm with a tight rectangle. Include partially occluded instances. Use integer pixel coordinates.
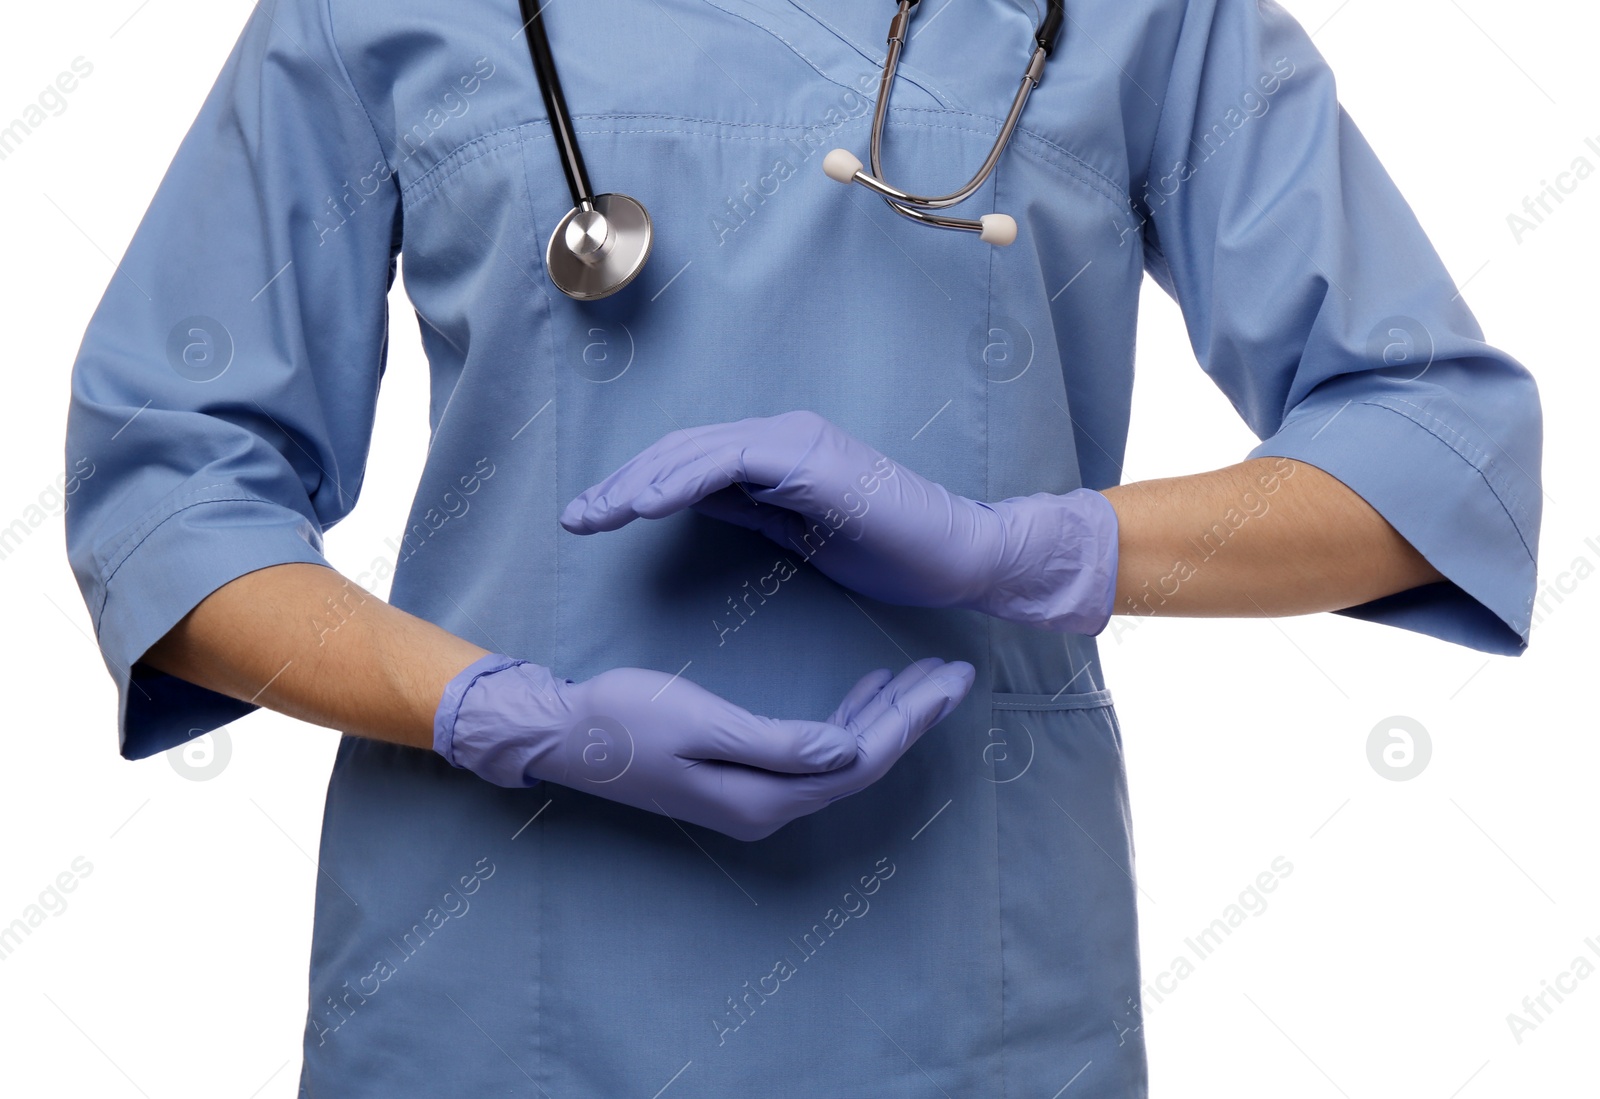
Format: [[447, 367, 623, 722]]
[[140, 562, 492, 749], [1101, 457, 1444, 619]]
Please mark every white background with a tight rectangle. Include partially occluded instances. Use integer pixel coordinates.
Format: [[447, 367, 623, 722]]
[[1, 1, 1594, 1095]]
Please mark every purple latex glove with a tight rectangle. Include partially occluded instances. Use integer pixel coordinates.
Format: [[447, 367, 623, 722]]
[[434, 653, 975, 841], [560, 411, 1120, 634]]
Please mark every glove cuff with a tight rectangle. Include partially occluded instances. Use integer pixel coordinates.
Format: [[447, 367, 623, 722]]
[[432, 653, 533, 766], [981, 488, 1120, 635]]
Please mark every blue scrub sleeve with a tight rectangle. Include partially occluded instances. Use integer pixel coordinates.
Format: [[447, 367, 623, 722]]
[[63, 0, 402, 759], [1136, 0, 1543, 655]]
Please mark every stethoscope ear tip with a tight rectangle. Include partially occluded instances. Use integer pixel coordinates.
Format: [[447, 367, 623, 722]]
[[979, 213, 1018, 247], [823, 148, 864, 184]]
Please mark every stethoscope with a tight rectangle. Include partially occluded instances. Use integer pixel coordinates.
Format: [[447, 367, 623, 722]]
[[824, 0, 1065, 247], [517, 0, 654, 301], [518, 0, 1066, 300]]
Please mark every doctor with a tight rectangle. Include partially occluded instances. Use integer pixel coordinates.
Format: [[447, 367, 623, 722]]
[[65, 0, 1541, 1094]]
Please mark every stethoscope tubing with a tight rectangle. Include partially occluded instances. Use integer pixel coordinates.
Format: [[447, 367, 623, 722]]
[[845, 0, 1066, 238], [517, 0, 595, 210]]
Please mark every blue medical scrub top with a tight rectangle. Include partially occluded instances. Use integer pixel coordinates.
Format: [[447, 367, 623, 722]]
[[65, 0, 1542, 1094]]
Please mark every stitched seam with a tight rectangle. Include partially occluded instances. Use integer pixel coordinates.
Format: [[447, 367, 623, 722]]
[[696, 0, 949, 107], [1351, 400, 1536, 561], [519, 120, 554, 1094], [1008, 134, 1130, 221], [405, 130, 528, 203], [993, 693, 1116, 711], [782, 0, 887, 74], [993, 733, 1009, 1099], [94, 493, 314, 632], [405, 102, 1131, 205], [408, 115, 1133, 227], [985, 148, 1008, 1099], [873, 105, 1131, 207], [322, 0, 398, 180], [97, 481, 250, 571], [698, 0, 843, 88], [381, 111, 918, 199], [777, 0, 955, 107], [1375, 395, 1489, 464], [1140, 0, 1200, 212], [103, 493, 306, 585], [1127, 0, 1204, 264]]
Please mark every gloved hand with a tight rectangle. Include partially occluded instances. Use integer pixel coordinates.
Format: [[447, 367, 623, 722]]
[[560, 410, 1120, 634], [433, 653, 976, 841]]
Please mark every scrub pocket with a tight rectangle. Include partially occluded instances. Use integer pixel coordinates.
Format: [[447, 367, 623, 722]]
[[987, 690, 1148, 1097]]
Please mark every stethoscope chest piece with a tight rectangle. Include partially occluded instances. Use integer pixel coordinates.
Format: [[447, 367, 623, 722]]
[[519, 0, 653, 300], [546, 194, 653, 301]]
